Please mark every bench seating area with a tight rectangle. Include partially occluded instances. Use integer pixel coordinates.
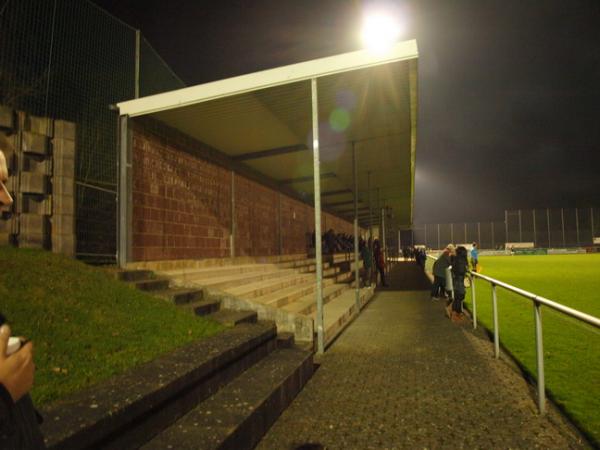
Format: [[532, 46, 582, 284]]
[[136, 254, 374, 347]]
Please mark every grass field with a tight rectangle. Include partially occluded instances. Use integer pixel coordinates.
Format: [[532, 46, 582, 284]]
[[464, 254, 600, 444], [0, 246, 225, 406]]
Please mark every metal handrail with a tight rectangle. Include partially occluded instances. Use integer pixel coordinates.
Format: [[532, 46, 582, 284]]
[[425, 252, 600, 414]]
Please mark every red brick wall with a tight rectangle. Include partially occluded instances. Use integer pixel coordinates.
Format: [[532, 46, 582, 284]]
[[132, 128, 232, 261], [131, 124, 357, 261]]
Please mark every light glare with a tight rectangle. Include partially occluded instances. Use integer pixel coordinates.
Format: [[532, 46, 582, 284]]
[[361, 13, 402, 54]]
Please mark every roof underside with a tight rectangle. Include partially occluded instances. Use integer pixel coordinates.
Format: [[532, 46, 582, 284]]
[[118, 40, 418, 228]]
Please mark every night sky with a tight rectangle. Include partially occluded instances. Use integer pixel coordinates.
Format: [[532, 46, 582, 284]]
[[94, 0, 600, 224]]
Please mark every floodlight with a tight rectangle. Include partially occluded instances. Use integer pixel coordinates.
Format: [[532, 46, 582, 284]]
[[361, 12, 402, 54]]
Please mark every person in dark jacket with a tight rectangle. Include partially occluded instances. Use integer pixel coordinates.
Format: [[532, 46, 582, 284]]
[[373, 239, 387, 287], [431, 245, 454, 300], [447, 246, 468, 322]]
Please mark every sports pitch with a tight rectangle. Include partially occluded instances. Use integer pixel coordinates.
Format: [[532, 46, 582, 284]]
[[465, 254, 600, 443]]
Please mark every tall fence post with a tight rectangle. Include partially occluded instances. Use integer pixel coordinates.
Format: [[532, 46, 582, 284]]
[[505, 210, 508, 243], [534, 301, 546, 414], [547, 208, 551, 248], [491, 221, 495, 249], [518, 209, 522, 242], [575, 207, 580, 246], [134, 30, 141, 99], [471, 275, 477, 329], [492, 283, 499, 359], [592, 207, 595, 242], [561, 208, 566, 247], [533, 209, 537, 247]]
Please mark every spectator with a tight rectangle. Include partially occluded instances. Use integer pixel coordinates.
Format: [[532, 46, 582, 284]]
[[373, 239, 387, 287], [0, 148, 45, 448], [431, 245, 453, 301], [470, 242, 479, 272], [447, 246, 468, 322]]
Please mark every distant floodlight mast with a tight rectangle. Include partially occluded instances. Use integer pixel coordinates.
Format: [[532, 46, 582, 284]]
[[361, 12, 402, 54]]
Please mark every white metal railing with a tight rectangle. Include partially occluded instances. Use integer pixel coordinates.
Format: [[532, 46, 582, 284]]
[[426, 254, 600, 414]]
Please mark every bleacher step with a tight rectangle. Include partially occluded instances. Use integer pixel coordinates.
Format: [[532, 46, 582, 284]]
[[209, 309, 257, 326], [154, 288, 203, 305], [184, 299, 221, 316], [117, 269, 155, 282], [141, 347, 314, 450], [130, 278, 170, 292]]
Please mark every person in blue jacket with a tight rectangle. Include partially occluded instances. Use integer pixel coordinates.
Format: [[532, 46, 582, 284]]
[[470, 242, 479, 272]]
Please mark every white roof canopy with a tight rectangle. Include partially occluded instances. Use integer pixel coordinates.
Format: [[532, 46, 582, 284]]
[[118, 39, 419, 228]]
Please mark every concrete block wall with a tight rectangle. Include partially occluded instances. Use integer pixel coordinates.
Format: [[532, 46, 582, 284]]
[[0, 105, 76, 255], [131, 122, 358, 262]]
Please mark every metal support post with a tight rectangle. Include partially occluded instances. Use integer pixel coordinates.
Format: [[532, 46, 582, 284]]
[[352, 142, 360, 310], [575, 208, 580, 246], [534, 301, 546, 414], [561, 208, 566, 247], [471, 275, 477, 329], [278, 192, 283, 255], [492, 284, 499, 359], [547, 208, 551, 248], [491, 221, 495, 249], [368, 172, 372, 242], [518, 209, 522, 242], [230, 171, 236, 258], [381, 206, 386, 267], [118, 115, 131, 268], [311, 78, 324, 354]]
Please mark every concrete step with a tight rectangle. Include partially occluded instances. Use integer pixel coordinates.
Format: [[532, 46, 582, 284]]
[[40, 322, 278, 449], [277, 332, 295, 348], [277, 258, 330, 270], [141, 347, 314, 450], [225, 273, 315, 299], [130, 278, 170, 292], [160, 263, 278, 281], [184, 299, 221, 316], [256, 279, 317, 308], [117, 269, 155, 282], [208, 309, 258, 326], [187, 267, 297, 290], [283, 283, 349, 315], [153, 288, 203, 305]]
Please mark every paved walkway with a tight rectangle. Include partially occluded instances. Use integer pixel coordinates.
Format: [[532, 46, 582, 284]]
[[257, 263, 588, 450]]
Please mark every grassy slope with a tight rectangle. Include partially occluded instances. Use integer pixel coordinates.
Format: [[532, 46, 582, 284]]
[[0, 246, 225, 406], [465, 254, 600, 443]]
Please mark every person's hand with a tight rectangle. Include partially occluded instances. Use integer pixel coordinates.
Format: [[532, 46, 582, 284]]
[[0, 325, 35, 402]]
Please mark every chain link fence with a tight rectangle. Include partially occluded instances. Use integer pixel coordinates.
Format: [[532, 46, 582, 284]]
[[405, 207, 600, 250], [0, 0, 184, 262]]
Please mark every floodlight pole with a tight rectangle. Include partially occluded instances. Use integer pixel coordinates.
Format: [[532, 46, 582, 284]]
[[575, 208, 580, 246], [352, 142, 360, 310], [591, 207, 595, 242], [518, 209, 522, 242], [533, 210, 537, 247], [311, 78, 324, 354]]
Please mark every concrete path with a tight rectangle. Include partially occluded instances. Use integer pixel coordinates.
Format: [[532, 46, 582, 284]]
[[257, 263, 588, 450]]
